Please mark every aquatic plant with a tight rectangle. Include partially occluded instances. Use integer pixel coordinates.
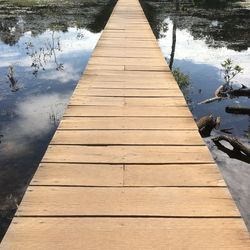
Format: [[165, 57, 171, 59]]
[[25, 32, 64, 76], [221, 58, 243, 87], [172, 68, 190, 89]]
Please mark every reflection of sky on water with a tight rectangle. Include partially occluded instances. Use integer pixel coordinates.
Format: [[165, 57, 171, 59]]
[[0, 28, 100, 89], [0, 27, 100, 141], [0, 27, 100, 203], [158, 18, 250, 136], [1, 93, 67, 157], [159, 18, 250, 88]]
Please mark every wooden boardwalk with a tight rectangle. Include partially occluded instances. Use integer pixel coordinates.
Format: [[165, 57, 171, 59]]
[[1, 0, 250, 249]]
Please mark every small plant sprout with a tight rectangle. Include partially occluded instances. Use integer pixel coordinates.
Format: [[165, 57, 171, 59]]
[[221, 58, 243, 87]]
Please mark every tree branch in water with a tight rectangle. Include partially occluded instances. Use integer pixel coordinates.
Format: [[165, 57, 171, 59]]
[[212, 135, 250, 160], [225, 106, 250, 115]]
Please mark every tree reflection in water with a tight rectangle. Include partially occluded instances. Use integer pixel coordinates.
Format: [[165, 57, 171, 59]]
[[25, 32, 64, 76]]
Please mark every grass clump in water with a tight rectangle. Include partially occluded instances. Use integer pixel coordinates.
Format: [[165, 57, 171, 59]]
[[172, 68, 190, 89]]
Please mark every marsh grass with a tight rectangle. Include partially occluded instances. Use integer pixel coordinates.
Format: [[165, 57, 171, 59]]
[[172, 68, 190, 89]]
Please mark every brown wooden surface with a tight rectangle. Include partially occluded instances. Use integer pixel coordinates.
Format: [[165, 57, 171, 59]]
[[31, 163, 225, 187], [16, 186, 239, 217], [1, 0, 249, 248], [2, 218, 250, 250]]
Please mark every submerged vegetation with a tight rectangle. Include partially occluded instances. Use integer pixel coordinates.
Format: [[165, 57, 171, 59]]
[[172, 68, 190, 90]]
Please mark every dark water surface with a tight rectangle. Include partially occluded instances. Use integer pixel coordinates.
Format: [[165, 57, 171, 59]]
[[0, 0, 117, 240], [140, 0, 250, 230]]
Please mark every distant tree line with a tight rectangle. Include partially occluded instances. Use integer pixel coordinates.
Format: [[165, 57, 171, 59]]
[[192, 0, 239, 8]]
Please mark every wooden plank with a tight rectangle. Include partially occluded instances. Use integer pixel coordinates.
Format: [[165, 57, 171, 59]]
[[84, 67, 171, 73], [70, 96, 125, 106], [86, 64, 124, 71], [101, 32, 155, 39], [76, 81, 177, 89], [82, 70, 173, 78], [74, 88, 183, 98], [69, 96, 187, 106], [72, 88, 183, 97], [42, 145, 214, 164], [78, 75, 177, 87], [31, 163, 225, 187], [16, 186, 239, 217], [124, 97, 186, 106], [124, 65, 170, 71], [2, 218, 250, 250], [31, 163, 123, 186], [89, 57, 167, 66], [124, 164, 226, 187], [51, 130, 205, 146], [64, 106, 192, 117], [59, 117, 198, 130], [93, 48, 161, 58], [98, 39, 157, 48]]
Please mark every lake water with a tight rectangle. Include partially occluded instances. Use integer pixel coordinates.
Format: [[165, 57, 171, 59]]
[[0, 0, 249, 240]]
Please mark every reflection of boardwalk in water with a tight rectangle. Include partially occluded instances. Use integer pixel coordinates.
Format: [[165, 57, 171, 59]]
[[1, 0, 250, 249]]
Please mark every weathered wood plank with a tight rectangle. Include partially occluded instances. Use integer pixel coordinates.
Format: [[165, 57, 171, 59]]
[[51, 130, 205, 146], [31, 163, 123, 186], [82, 70, 172, 78], [89, 56, 167, 66], [72, 88, 183, 97], [42, 145, 214, 164], [97, 40, 157, 48], [2, 218, 250, 250], [76, 81, 177, 89], [64, 106, 192, 117], [69, 96, 187, 107], [59, 117, 198, 130], [124, 164, 226, 187], [93, 48, 161, 58], [31, 163, 225, 187], [16, 186, 239, 217]]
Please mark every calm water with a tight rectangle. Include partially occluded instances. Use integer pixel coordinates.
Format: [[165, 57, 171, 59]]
[[0, 0, 117, 239], [141, 0, 250, 229]]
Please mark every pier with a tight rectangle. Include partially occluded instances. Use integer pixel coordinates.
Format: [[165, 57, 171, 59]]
[[1, 0, 250, 249]]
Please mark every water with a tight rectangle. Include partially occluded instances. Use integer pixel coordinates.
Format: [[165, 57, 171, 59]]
[[140, 0, 250, 230], [0, 0, 117, 240]]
